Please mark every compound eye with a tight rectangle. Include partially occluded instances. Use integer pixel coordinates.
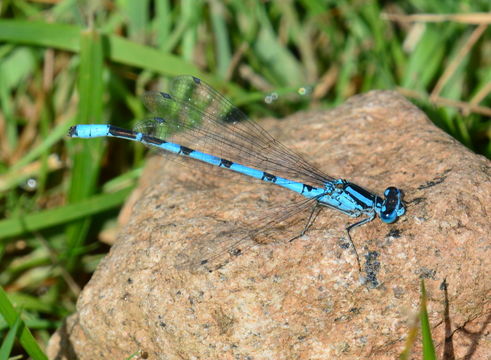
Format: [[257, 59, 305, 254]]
[[384, 186, 398, 198], [380, 187, 404, 223], [380, 209, 398, 223]]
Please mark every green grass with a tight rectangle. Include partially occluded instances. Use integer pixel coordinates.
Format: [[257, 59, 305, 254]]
[[420, 280, 437, 360], [0, 287, 47, 360], [0, 0, 490, 357], [399, 280, 437, 360]]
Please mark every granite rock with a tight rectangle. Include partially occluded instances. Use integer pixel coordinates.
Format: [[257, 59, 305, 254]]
[[48, 91, 491, 359]]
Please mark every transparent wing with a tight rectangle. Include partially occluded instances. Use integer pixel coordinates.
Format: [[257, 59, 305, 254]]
[[135, 75, 334, 188], [174, 194, 321, 272]]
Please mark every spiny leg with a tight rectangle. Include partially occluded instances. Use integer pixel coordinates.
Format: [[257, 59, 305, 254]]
[[288, 202, 322, 243], [345, 213, 375, 273]]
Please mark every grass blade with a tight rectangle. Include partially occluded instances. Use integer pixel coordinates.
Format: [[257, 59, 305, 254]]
[[0, 187, 133, 241], [64, 28, 105, 270], [420, 280, 437, 360], [0, 313, 21, 360], [0, 20, 203, 78], [0, 286, 48, 360], [210, 0, 232, 78]]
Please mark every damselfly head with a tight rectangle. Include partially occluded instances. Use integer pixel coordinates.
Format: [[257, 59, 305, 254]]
[[378, 186, 405, 224]]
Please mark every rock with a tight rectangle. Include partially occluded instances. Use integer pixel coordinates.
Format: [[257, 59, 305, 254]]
[[48, 90, 491, 359]]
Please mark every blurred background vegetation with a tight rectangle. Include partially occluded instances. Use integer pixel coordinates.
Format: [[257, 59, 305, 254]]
[[0, 0, 490, 357]]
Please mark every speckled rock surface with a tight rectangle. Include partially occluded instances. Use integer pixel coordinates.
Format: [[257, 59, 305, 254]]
[[48, 91, 490, 360]]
